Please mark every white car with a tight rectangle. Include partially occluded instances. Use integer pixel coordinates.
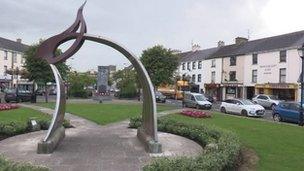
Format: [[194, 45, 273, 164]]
[[252, 94, 282, 109], [183, 92, 212, 109], [220, 98, 265, 117]]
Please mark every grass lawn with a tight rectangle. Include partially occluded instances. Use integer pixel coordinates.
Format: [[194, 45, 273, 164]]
[[37, 102, 177, 125], [0, 107, 50, 123], [163, 112, 304, 171]]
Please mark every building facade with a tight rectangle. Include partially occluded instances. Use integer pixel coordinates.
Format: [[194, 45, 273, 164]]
[[178, 30, 304, 101], [0, 37, 28, 91]]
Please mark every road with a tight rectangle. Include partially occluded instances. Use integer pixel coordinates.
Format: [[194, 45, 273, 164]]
[[165, 99, 274, 121]]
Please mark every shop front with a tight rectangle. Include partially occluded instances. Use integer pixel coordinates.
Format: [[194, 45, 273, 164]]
[[255, 83, 298, 101], [204, 83, 221, 101], [221, 83, 244, 100]]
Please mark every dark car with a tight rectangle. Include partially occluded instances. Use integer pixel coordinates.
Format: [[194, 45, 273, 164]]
[[272, 102, 301, 123], [4, 89, 32, 103], [155, 91, 166, 103]]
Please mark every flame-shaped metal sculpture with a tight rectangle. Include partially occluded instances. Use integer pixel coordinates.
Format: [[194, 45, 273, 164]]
[[36, 2, 161, 154]]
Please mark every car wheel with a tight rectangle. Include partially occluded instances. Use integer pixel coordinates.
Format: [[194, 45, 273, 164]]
[[271, 104, 276, 110], [241, 110, 248, 117], [273, 113, 281, 122], [5, 100, 9, 103], [220, 107, 226, 113]]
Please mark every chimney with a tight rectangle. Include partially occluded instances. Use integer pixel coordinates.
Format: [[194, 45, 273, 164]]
[[235, 37, 248, 45], [16, 38, 22, 43], [217, 40, 225, 47], [191, 44, 200, 51]]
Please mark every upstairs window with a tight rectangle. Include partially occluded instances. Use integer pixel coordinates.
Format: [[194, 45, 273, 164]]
[[211, 71, 215, 83], [279, 68, 286, 83], [198, 61, 202, 69], [4, 51, 8, 60], [187, 62, 190, 70], [192, 61, 196, 70], [192, 74, 196, 82], [230, 56, 236, 66], [4, 65, 7, 76], [229, 71, 236, 81], [197, 74, 201, 82], [252, 70, 257, 83], [280, 50, 286, 62], [211, 59, 216, 67], [12, 52, 17, 63], [252, 54, 258, 64], [182, 63, 185, 70]]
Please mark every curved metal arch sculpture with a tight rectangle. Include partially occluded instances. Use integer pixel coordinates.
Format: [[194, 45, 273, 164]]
[[36, 2, 161, 154]]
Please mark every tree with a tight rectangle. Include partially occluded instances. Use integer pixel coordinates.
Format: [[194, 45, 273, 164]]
[[112, 68, 139, 98], [67, 71, 96, 98], [140, 45, 179, 88], [23, 42, 70, 102]]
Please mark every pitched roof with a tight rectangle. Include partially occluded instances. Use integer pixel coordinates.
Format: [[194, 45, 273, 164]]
[[179, 30, 304, 61], [0, 37, 29, 52], [178, 47, 219, 62]]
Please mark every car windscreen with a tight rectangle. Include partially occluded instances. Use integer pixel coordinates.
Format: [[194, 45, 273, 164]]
[[6, 89, 16, 93], [195, 95, 206, 101], [240, 99, 254, 105]]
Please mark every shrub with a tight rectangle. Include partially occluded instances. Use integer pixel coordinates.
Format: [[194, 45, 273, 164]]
[[0, 155, 49, 171], [129, 117, 241, 171]]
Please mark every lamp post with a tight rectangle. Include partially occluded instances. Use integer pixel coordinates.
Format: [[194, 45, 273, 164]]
[[297, 44, 304, 126]]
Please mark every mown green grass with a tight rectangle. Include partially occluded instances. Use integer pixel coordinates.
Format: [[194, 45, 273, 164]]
[[163, 112, 304, 171], [37, 102, 177, 125], [0, 107, 50, 123]]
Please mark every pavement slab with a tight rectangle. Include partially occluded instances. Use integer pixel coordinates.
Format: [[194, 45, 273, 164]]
[[0, 104, 202, 171]]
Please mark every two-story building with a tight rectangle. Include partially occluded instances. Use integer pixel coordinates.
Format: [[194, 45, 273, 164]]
[[0, 37, 28, 90]]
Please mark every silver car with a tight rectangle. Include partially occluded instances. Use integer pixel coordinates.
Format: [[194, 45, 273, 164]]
[[252, 94, 282, 109]]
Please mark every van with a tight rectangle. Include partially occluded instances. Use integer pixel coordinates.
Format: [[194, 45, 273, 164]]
[[183, 92, 212, 110]]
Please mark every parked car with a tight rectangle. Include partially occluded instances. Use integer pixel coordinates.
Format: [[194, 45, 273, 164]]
[[272, 102, 302, 123], [204, 94, 214, 103], [220, 98, 265, 117], [155, 91, 166, 103], [183, 92, 212, 110], [4, 89, 32, 103], [252, 94, 282, 109]]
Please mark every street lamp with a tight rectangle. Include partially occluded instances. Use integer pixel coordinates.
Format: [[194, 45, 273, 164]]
[[297, 44, 304, 126]]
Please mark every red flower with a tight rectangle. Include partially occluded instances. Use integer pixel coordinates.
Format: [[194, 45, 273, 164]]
[[180, 109, 212, 118]]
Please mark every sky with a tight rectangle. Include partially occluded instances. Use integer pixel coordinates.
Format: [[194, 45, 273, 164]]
[[1, 0, 304, 71]]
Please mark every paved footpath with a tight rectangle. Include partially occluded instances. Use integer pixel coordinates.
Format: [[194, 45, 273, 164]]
[[0, 104, 201, 171]]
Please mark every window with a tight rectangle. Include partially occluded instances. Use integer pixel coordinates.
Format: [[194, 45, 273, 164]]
[[211, 59, 216, 67], [197, 74, 201, 82], [12, 52, 17, 63], [187, 62, 190, 70], [280, 50, 286, 62], [252, 54, 258, 64], [252, 70, 257, 83], [192, 74, 196, 82], [4, 66, 7, 76], [257, 95, 268, 100], [279, 68, 286, 83], [198, 61, 202, 69], [182, 63, 185, 70], [229, 71, 236, 81], [192, 61, 196, 69], [4, 51, 8, 60], [230, 56, 236, 66], [211, 71, 215, 83]]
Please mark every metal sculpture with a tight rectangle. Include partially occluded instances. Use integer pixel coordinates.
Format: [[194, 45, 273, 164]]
[[36, 2, 161, 154]]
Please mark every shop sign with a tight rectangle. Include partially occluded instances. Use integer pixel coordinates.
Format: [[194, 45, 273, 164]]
[[260, 64, 276, 75]]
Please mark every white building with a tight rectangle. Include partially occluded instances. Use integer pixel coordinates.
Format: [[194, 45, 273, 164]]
[[0, 37, 28, 91], [177, 30, 304, 101]]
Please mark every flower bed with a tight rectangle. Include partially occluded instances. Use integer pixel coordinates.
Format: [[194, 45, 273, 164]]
[[0, 104, 18, 111], [129, 116, 241, 171], [180, 109, 212, 118]]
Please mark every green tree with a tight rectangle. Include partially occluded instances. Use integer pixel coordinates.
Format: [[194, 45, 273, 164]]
[[23, 42, 70, 102], [67, 71, 96, 98], [140, 45, 179, 88], [113, 68, 139, 98]]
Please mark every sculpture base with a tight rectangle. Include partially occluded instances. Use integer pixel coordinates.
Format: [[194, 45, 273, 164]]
[[37, 126, 65, 154], [137, 127, 162, 153]]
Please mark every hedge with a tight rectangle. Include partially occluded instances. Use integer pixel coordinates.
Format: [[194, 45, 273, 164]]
[[129, 117, 241, 171], [0, 156, 49, 171], [0, 119, 72, 137]]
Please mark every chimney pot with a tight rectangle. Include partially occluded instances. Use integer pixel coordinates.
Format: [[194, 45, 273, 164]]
[[191, 44, 200, 51], [16, 38, 22, 43], [217, 41, 225, 47]]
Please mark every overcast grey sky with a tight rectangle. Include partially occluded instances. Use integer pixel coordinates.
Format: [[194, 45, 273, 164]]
[[1, 0, 304, 71]]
